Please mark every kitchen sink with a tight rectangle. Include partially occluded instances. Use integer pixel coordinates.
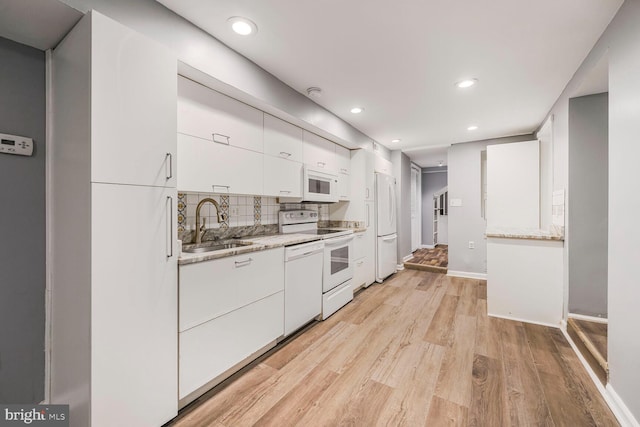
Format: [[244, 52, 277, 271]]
[[182, 241, 252, 254]]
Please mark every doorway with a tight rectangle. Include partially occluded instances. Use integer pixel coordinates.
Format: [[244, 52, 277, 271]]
[[410, 165, 421, 252]]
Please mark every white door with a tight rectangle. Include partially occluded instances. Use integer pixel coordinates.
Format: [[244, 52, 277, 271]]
[[91, 183, 177, 426], [376, 234, 398, 282], [411, 167, 421, 251], [376, 173, 396, 236]]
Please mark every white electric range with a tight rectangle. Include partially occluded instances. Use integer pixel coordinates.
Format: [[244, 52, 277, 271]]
[[279, 210, 354, 319]]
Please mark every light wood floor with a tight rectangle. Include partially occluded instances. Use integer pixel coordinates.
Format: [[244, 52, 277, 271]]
[[168, 270, 618, 427], [573, 318, 608, 360]]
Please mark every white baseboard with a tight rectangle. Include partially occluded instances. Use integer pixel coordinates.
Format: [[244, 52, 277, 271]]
[[488, 312, 561, 329], [560, 322, 639, 427], [606, 384, 640, 427], [447, 270, 487, 280], [568, 313, 608, 324], [402, 254, 413, 262], [396, 264, 405, 270], [420, 244, 435, 249]]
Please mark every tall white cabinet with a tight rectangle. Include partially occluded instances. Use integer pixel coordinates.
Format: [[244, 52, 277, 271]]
[[50, 11, 178, 427]]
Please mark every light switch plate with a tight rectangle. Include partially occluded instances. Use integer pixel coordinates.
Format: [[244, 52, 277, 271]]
[[0, 133, 33, 156], [450, 198, 462, 207]]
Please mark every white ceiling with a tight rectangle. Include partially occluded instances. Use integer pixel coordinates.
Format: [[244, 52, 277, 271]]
[[0, 0, 82, 50], [404, 145, 449, 168], [171, 1, 621, 166]]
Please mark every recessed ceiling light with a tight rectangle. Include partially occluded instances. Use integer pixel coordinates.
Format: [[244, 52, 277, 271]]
[[391, 139, 401, 143], [306, 87, 322, 98], [227, 16, 258, 35], [350, 107, 364, 114], [438, 160, 444, 167], [456, 78, 478, 88], [467, 125, 479, 131]]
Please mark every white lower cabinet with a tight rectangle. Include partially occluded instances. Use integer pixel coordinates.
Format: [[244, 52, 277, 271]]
[[178, 248, 284, 403], [263, 155, 302, 198], [179, 292, 284, 401], [177, 132, 263, 195]]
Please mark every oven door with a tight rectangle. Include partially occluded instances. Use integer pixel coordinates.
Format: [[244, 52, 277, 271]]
[[323, 234, 354, 292], [304, 167, 339, 203]]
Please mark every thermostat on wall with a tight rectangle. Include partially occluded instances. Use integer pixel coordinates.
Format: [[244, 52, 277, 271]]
[[0, 133, 34, 156]]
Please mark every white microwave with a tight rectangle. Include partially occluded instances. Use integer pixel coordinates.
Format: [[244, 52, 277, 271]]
[[281, 165, 339, 203]]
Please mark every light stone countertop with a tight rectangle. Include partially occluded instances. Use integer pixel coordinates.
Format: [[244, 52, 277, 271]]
[[178, 233, 322, 265], [485, 227, 565, 241]]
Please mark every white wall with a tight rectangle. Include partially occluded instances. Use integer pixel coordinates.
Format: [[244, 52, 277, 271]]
[[542, 0, 640, 421], [56, 0, 372, 149], [447, 135, 535, 276]]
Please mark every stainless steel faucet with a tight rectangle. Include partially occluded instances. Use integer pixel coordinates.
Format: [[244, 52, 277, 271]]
[[195, 198, 223, 244]]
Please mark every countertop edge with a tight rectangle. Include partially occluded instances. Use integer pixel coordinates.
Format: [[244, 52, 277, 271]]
[[485, 232, 565, 241]]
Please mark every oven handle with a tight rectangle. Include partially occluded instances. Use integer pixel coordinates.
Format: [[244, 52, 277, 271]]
[[324, 235, 354, 247]]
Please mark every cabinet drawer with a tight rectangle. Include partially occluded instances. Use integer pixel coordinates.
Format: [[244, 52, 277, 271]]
[[177, 133, 263, 195], [178, 77, 263, 153], [263, 114, 303, 162], [179, 291, 284, 399], [179, 248, 284, 332]]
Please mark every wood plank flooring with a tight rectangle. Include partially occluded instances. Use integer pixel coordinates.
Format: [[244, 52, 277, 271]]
[[404, 246, 448, 273], [168, 270, 618, 427]]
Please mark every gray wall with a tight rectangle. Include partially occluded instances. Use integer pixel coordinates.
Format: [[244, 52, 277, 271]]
[[392, 150, 412, 262], [448, 134, 535, 275], [421, 168, 448, 246], [0, 37, 46, 403], [568, 93, 608, 317]]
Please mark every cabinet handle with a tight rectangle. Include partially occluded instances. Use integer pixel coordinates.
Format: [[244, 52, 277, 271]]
[[212, 185, 230, 193], [166, 153, 173, 180], [212, 133, 230, 145], [357, 260, 364, 266], [280, 151, 291, 158], [279, 190, 291, 194], [366, 188, 370, 199], [167, 196, 173, 258], [317, 161, 325, 168], [235, 258, 253, 267], [340, 168, 348, 173]]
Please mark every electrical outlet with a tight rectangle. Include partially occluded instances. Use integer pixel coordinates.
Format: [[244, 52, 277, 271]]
[[468, 241, 475, 249]]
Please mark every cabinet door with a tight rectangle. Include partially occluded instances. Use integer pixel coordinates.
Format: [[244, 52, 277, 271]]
[[263, 156, 303, 198], [264, 114, 303, 162], [337, 172, 350, 201], [353, 257, 366, 289], [91, 183, 177, 426], [178, 77, 263, 153], [177, 133, 263, 195], [353, 231, 366, 259], [91, 12, 177, 188], [179, 248, 284, 332], [374, 155, 393, 175], [335, 145, 351, 175], [179, 292, 284, 399], [303, 130, 336, 171]]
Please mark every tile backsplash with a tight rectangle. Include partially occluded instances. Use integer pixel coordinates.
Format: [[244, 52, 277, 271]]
[[177, 192, 330, 238]]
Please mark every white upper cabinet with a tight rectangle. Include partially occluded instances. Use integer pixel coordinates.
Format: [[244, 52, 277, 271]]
[[90, 12, 177, 188], [263, 155, 302, 198], [263, 114, 303, 162], [335, 145, 351, 175], [177, 133, 263, 195], [374, 154, 393, 176], [303, 131, 336, 171], [177, 77, 263, 153], [335, 145, 351, 201]]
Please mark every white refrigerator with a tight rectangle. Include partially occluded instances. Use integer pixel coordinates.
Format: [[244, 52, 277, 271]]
[[375, 172, 398, 282]]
